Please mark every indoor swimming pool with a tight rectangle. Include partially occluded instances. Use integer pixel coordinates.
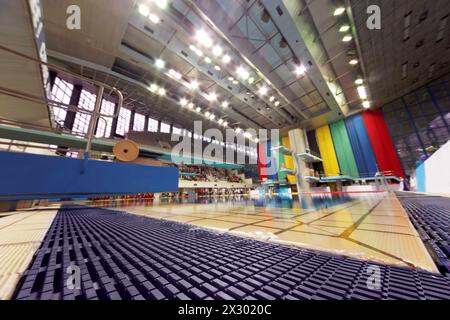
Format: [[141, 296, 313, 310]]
[[87, 193, 437, 272]]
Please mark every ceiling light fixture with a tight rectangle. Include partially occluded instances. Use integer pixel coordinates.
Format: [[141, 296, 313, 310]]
[[232, 80, 238, 85], [157, 88, 166, 96], [223, 121, 228, 127], [349, 59, 359, 65], [214, 65, 221, 71], [269, 96, 275, 102], [222, 55, 231, 64], [357, 86, 367, 100], [169, 69, 182, 79], [259, 85, 268, 96], [236, 66, 250, 80], [188, 103, 194, 109], [339, 25, 350, 32], [138, 4, 150, 17], [195, 106, 201, 112], [188, 80, 199, 90], [195, 49, 203, 57], [155, 59, 165, 69], [218, 119, 224, 124], [212, 45, 223, 57], [274, 101, 280, 107], [342, 35, 353, 42], [180, 98, 188, 106], [205, 111, 211, 118], [149, 13, 160, 24], [248, 77, 255, 84], [207, 92, 217, 101], [149, 83, 159, 92], [334, 7, 345, 16], [228, 77, 234, 81], [295, 64, 307, 76], [154, 0, 168, 10], [209, 114, 216, 120], [221, 101, 229, 108], [362, 100, 371, 109], [254, 138, 259, 143], [355, 78, 364, 85], [196, 30, 213, 48], [189, 44, 197, 52], [204, 57, 212, 64], [235, 128, 242, 134]]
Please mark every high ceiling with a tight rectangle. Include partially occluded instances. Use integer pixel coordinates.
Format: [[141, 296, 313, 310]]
[[41, 0, 450, 135]]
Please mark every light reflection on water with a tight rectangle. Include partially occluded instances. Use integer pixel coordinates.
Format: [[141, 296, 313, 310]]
[[87, 194, 355, 211]]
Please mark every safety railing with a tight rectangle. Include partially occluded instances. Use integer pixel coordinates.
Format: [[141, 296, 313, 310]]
[[0, 44, 123, 158]]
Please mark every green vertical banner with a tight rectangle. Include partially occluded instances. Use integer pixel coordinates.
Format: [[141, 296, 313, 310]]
[[275, 136, 287, 181], [330, 120, 360, 178]]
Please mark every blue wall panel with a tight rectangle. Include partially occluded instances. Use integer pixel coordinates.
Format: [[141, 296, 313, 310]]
[[415, 163, 426, 192], [0, 151, 179, 199], [266, 140, 278, 181], [345, 114, 378, 177]]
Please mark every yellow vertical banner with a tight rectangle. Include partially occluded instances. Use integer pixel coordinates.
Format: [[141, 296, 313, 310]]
[[282, 136, 296, 183], [316, 125, 340, 176]]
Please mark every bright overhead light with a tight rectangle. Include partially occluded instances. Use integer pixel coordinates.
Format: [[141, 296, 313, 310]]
[[236, 66, 250, 80], [189, 44, 197, 52], [195, 106, 201, 112], [269, 96, 275, 102], [357, 86, 367, 99], [274, 101, 280, 107], [157, 87, 166, 96], [214, 65, 221, 71], [295, 64, 306, 76], [254, 138, 259, 143], [342, 35, 353, 42], [149, 13, 160, 24], [180, 98, 188, 106], [209, 114, 216, 120], [218, 119, 224, 124], [349, 59, 359, 65], [228, 76, 234, 81], [196, 30, 213, 48], [334, 7, 345, 16], [248, 77, 255, 84], [169, 69, 182, 79], [188, 80, 199, 90], [362, 100, 371, 109], [232, 80, 239, 85], [235, 128, 242, 134], [222, 55, 231, 64], [205, 111, 211, 117], [138, 4, 150, 17], [149, 83, 159, 92], [212, 45, 223, 57], [188, 103, 194, 109], [195, 49, 203, 57], [339, 25, 350, 32], [223, 121, 228, 127], [155, 59, 165, 69], [221, 101, 229, 108], [207, 92, 217, 101], [259, 85, 268, 96], [154, 0, 168, 10], [355, 78, 364, 85], [244, 132, 252, 139], [204, 57, 212, 64]]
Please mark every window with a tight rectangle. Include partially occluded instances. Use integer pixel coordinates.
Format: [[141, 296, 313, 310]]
[[173, 127, 182, 135], [148, 117, 158, 132], [51, 77, 73, 126], [133, 113, 146, 132], [160, 122, 170, 133], [116, 108, 132, 136], [95, 100, 115, 138], [73, 90, 96, 135]]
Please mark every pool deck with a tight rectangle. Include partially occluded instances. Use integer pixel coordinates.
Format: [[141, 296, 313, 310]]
[[121, 194, 437, 272], [0, 193, 441, 299]]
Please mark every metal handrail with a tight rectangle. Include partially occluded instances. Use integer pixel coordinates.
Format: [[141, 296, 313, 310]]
[[0, 44, 124, 156]]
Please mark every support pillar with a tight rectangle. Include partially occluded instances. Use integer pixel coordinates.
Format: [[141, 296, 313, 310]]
[[288, 129, 311, 194]]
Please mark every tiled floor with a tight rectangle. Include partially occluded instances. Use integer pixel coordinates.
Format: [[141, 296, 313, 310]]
[[0, 209, 58, 299], [120, 194, 437, 272]]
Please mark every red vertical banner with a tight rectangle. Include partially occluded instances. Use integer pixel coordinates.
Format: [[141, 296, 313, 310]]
[[257, 142, 268, 181], [362, 109, 405, 177]]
